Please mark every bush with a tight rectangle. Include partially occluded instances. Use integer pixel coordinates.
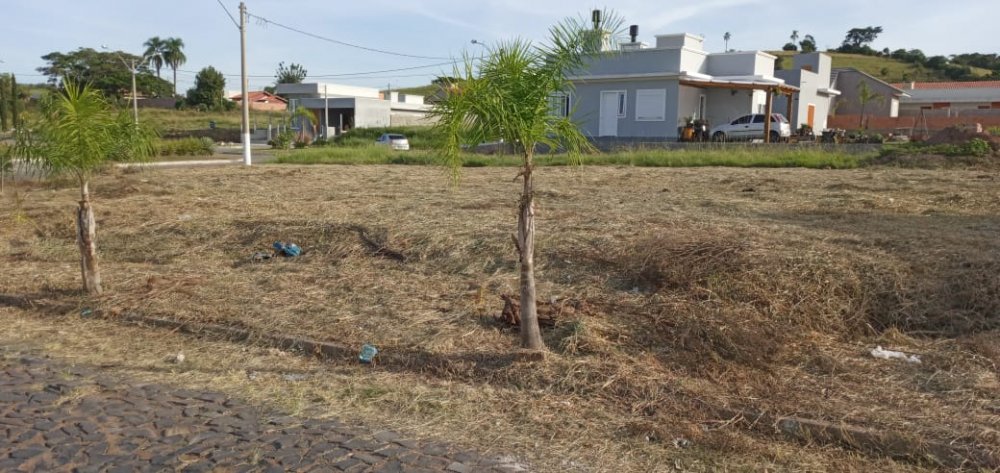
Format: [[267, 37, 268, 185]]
[[156, 137, 215, 156], [269, 131, 294, 150], [965, 138, 992, 157]]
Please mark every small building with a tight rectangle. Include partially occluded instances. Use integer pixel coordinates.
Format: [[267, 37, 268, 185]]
[[832, 68, 908, 118], [229, 91, 288, 112], [275, 83, 434, 137], [893, 80, 1000, 117], [568, 32, 822, 140]]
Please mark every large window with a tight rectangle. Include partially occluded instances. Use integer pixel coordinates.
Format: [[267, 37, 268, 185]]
[[635, 89, 666, 121]]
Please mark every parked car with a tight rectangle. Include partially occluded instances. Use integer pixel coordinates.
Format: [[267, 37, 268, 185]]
[[375, 133, 410, 151], [710, 114, 791, 142]]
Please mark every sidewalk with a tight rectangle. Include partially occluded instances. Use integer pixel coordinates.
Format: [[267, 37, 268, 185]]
[[0, 351, 521, 472]]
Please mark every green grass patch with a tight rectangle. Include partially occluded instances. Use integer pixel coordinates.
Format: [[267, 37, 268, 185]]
[[772, 51, 993, 83], [139, 108, 287, 133], [275, 145, 873, 169], [155, 137, 215, 157]]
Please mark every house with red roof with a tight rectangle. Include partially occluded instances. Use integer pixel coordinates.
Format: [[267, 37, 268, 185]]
[[229, 91, 288, 112], [893, 80, 1000, 117]]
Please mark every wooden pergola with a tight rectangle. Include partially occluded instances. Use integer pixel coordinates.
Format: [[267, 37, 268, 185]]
[[679, 79, 799, 143]]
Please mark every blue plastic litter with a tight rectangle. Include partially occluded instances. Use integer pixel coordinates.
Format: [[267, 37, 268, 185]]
[[273, 241, 302, 257], [359, 344, 379, 364]]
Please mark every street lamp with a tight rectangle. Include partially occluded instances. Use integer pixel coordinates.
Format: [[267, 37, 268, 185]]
[[101, 45, 161, 125]]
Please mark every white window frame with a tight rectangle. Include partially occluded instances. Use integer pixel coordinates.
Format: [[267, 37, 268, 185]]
[[635, 89, 667, 122]]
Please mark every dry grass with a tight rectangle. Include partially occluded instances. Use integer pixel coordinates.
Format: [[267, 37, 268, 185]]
[[1, 164, 999, 472]]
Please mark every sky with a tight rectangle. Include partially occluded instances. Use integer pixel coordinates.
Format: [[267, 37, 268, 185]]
[[3, 0, 998, 94]]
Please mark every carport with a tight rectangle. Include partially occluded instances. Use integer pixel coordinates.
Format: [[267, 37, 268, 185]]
[[680, 79, 800, 142]]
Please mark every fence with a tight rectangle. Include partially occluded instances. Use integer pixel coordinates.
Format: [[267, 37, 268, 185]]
[[828, 115, 1000, 134]]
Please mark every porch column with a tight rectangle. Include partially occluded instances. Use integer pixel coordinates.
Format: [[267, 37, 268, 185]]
[[786, 92, 794, 130], [763, 87, 774, 143]]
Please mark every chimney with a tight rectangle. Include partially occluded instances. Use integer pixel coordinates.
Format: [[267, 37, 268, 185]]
[[629, 25, 639, 43]]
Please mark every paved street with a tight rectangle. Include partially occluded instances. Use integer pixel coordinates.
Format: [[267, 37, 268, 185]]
[[0, 352, 521, 472]]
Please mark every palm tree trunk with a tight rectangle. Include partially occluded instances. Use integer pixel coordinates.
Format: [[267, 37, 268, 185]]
[[172, 67, 178, 97], [77, 180, 102, 294], [516, 154, 545, 350]]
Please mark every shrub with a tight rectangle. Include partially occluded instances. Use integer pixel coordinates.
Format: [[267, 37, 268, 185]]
[[156, 137, 215, 156], [269, 131, 294, 150], [964, 138, 992, 157]]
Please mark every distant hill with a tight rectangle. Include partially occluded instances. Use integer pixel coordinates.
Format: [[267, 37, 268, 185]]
[[395, 84, 441, 97], [771, 51, 994, 83]]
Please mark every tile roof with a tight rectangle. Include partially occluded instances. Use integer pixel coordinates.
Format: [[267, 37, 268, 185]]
[[892, 81, 1000, 90], [229, 91, 288, 103]]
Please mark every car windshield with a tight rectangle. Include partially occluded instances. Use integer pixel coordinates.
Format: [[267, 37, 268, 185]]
[[387, 134, 406, 140], [771, 114, 787, 123]]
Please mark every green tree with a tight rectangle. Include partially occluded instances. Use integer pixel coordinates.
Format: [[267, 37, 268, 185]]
[[37, 48, 172, 99], [0, 75, 8, 131], [10, 74, 19, 130], [790, 30, 800, 44], [13, 81, 156, 294], [276, 62, 308, 84], [856, 81, 885, 129], [186, 66, 226, 110], [432, 10, 622, 350], [143, 36, 167, 77], [799, 34, 817, 53], [723, 32, 732, 51], [839, 26, 883, 54], [162, 37, 187, 96]]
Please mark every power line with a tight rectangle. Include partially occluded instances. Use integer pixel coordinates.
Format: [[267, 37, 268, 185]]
[[215, 0, 240, 29], [246, 11, 452, 61], [175, 61, 454, 79]]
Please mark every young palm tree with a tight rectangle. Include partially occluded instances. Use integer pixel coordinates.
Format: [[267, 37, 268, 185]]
[[856, 81, 885, 129], [724, 32, 732, 51], [14, 81, 156, 294], [143, 36, 167, 77], [162, 37, 187, 97], [433, 11, 622, 350]]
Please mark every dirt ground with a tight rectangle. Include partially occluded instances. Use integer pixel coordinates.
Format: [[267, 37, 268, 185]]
[[1, 164, 998, 472]]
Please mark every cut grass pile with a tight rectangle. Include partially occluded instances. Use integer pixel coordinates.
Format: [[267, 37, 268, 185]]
[[1, 165, 998, 471], [275, 145, 874, 169]]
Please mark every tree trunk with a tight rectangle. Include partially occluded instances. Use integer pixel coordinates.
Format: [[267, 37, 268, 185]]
[[77, 181, 102, 295], [516, 153, 545, 350], [172, 67, 178, 97]]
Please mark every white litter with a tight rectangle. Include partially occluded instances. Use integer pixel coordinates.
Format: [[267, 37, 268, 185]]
[[870, 345, 921, 364]]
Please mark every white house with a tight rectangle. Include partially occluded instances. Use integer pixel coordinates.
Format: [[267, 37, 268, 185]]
[[275, 82, 434, 136], [568, 32, 822, 140]]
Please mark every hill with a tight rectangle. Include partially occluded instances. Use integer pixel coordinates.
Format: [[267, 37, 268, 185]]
[[772, 51, 993, 83], [394, 84, 441, 97]]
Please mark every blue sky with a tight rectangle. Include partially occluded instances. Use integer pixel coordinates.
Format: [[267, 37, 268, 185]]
[[4, 0, 998, 93]]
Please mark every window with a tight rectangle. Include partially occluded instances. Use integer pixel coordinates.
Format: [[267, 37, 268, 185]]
[[635, 89, 666, 121], [752, 115, 765, 124], [549, 93, 571, 117], [617, 91, 627, 117], [733, 115, 752, 125]]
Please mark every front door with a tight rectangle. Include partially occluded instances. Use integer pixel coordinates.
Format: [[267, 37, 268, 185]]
[[599, 91, 620, 137], [807, 104, 816, 128]]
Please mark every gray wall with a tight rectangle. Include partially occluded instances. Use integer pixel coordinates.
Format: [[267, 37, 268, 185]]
[[573, 79, 681, 138], [580, 49, 682, 76], [834, 70, 899, 116], [354, 98, 391, 128]]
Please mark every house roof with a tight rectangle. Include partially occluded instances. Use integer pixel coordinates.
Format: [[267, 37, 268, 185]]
[[833, 68, 907, 95], [891, 80, 1000, 90], [230, 91, 288, 104]]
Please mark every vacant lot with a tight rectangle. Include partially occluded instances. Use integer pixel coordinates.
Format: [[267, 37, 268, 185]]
[[1, 165, 998, 471]]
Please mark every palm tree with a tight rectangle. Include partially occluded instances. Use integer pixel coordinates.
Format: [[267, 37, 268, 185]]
[[856, 81, 885, 129], [162, 37, 187, 97], [790, 30, 800, 44], [14, 80, 156, 294], [143, 36, 166, 77], [433, 10, 622, 350], [724, 32, 732, 51]]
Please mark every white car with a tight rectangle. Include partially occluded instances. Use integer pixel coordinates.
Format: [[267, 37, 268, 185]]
[[375, 133, 410, 151], [710, 114, 791, 142]]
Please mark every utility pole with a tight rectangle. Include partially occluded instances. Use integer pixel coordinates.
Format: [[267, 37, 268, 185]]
[[323, 84, 329, 139], [240, 1, 252, 166]]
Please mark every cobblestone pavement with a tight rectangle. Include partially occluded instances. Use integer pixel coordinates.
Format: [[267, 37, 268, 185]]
[[0, 353, 524, 472]]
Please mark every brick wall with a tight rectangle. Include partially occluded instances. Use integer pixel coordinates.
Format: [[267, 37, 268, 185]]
[[828, 115, 1000, 133]]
